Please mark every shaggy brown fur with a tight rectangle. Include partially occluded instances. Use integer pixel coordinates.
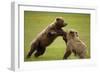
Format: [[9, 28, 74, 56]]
[[63, 29, 87, 59], [27, 17, 67, 58]]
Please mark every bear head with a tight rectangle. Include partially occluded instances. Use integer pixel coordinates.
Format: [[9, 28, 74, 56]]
[[55, 17, 68, 29], [68, 29, 79, 39]]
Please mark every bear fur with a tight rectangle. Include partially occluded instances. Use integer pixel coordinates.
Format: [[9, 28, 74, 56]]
[[63, 29, 87, 59], [27, 17, 67, 58]]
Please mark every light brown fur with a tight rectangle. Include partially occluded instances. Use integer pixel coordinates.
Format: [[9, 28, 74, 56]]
[[63, 29, 87, 59]]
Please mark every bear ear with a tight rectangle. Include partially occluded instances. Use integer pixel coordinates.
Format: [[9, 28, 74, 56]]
[[69, 30, 75, 37], [56, 17, 62, 21], [56, 18, 60, 21]]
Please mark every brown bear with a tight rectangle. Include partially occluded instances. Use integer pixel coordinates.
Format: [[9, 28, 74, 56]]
[[27, 17, 67, 58], [63, 29, 87, 59]]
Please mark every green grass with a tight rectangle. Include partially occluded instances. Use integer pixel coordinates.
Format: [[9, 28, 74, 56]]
[[24, 11, 90, 61]]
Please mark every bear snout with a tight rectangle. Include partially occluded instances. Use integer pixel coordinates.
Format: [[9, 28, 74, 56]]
[[63, 23, 68, 27]]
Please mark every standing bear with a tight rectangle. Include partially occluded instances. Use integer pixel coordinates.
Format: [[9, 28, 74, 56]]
[[63, 29, 87, 59], [27, 17, 67, 58]]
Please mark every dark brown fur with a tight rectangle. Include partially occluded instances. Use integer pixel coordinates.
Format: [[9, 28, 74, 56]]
[[63, 29, 87, 59], [27, 17, 67, 58]]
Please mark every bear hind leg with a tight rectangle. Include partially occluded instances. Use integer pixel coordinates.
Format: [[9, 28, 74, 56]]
[[27, 45, 37, 58], [79, 52, 86, 59], [63, 50, 71, 59], [34, 47, 46, 58]]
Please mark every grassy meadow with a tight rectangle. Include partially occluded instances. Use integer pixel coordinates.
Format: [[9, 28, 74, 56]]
[[24, 11, 90, 61]]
